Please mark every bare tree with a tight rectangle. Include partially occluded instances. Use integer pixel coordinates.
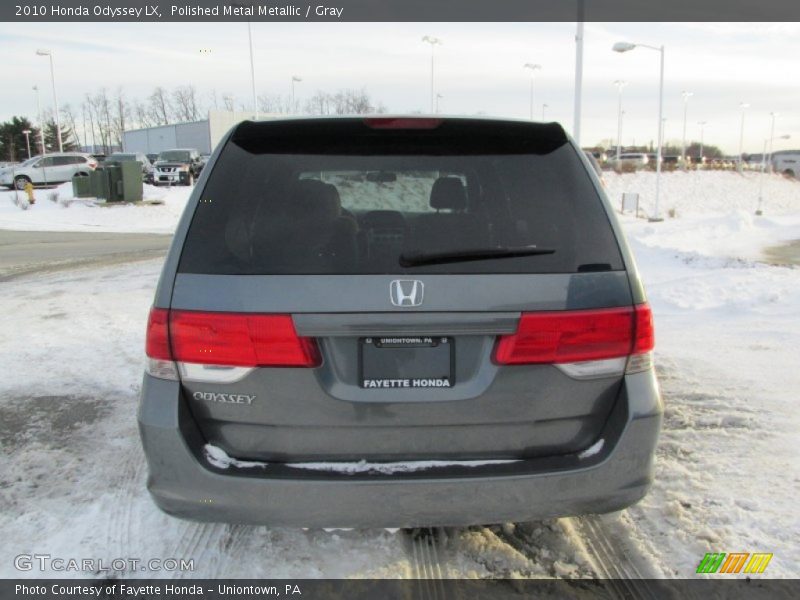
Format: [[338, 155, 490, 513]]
[[132, 100, 153, 130], [221, 94, 236, 112], [172, 85, 201, 122], [330, 88, 384, 115], [257, 93, 293, 114], [148, 86, 172, 125], [304, 91, 334, 115], [111, 88, 130, 147]]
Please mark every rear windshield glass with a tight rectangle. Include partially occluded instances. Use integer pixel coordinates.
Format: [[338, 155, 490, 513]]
[[178, 120, 623, 275]]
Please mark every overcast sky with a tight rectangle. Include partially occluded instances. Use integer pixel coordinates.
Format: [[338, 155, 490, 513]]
[[1, 21, 799, 154]]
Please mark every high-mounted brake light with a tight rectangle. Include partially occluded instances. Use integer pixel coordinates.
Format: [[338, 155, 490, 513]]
[[168, 310, 320, 368], [363, 117, 443, 130], [493, 304, 655, 369]]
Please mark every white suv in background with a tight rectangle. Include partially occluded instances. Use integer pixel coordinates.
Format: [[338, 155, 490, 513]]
[[0, 153, 98, 189], [607, 153, 650, 171]]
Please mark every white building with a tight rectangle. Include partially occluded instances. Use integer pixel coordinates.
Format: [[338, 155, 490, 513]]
[[122, 111, 283, 155]]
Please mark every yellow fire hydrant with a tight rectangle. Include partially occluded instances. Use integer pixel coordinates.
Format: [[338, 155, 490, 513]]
[[24, 182, 35, 205]]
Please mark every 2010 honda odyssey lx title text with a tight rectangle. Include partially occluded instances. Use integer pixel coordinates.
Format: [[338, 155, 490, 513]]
[[138, 116, 662, 527]]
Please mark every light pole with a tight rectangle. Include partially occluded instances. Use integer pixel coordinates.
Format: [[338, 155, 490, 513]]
[[613, 41, 665, 222], [22, 130, 32, 159], [697, 121, 708, 165], [614, 80, 627, 161], [435, 93, 443, 114], [33, 85, 44, 154], [35, 49, 62, 153], [247, 22, 257, 119], [757, 133, 790, 215], [681, 91, 693, 166], [542, 103, 548, 120], [291, 76, 303, 113], [523, 63, 542, 120], [421, 36, 442, 113], [737, 102, 749, 172], [573, 2, 585, 144], [766, 112, 778, 173]]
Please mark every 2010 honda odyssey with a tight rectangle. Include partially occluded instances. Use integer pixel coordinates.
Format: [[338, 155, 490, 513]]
[[138, 116, 662, 527]]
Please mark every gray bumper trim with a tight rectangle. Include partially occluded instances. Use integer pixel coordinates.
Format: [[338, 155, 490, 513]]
[[138, 370, 662, 528]]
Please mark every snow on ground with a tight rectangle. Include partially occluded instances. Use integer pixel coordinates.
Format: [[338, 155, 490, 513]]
[[0, 170, 799, 578], [0, 182, 191, 233]]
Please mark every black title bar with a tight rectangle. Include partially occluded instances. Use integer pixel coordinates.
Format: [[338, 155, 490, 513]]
[[5, 0, 800, 22]]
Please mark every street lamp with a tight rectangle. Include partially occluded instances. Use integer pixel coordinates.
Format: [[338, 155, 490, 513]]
[[523, 63, 542, 120], [737, 102, 749, 172], [247, 22, 257, 119], [766, 112, 779, 173], [35, 49, 62, 153], [681, 91, 693, 166], [757, 133, 790, 215], [291, 76, 303, 113], [32, 85, 44, 154], [614, 80, 627, 161], [542, 103, 548, 120], [697, 121, 708, 165], [435, 93, 443, 114], [613, 40, 665, 222], [22, 129, 32, 159], [422, 36, 442, 113]]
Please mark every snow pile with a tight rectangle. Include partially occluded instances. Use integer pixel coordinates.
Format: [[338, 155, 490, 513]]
[[0, 182, 191, 233], [605, 170, 799, 218]]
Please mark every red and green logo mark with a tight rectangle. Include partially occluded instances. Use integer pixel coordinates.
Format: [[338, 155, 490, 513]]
[[696, 553, 772, 574]]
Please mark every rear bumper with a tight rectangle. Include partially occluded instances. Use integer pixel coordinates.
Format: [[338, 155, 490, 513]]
[[138, 370, 662, 528]]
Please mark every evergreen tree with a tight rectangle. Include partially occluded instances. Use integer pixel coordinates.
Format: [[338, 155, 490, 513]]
[[0, 116, 40, 162], [43, 120, 80, 153]]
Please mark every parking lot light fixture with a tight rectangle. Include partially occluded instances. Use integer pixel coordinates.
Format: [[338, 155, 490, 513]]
[[523, 63, 542, 120], [613, 41, 665, 222], [681, 91, 693, 165], [757, 132, 790, 215], [422, 36, 443, 113], [32, 85, 44, 154], [767, 112, 779, 173], [614, 80, 627, 161], [35, 49, 62, 153], [738, 102, 749, 172], [291, 76, 303, 113], [22, 129, 32, 159], [542, 103, 548, 120], [697, 121, 708, 164]]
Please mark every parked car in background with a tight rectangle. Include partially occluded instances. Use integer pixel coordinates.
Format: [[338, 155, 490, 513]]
[[140, 116, 661, 528], [0, 153, 98, 189], [607, 152, 649, 171], [152, 148, 203, 186], [105, 152, 154, 182]]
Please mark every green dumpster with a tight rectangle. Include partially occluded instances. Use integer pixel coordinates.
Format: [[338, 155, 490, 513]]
[[72, 173, 92, 197], [119, 161, 143, 202]]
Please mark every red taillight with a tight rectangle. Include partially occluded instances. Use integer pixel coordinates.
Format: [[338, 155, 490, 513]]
[[493, 304, 654, 365], [632, 304, 655, 354], [168, 310, 320, 368], [145, 307, 172, 360], [363, 117, 443, 129]]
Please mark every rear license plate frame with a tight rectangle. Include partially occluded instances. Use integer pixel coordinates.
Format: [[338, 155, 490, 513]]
[[359, 336, 455, 389]]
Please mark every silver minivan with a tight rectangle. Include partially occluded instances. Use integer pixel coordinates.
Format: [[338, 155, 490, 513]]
[[139, 117, 662, 527]]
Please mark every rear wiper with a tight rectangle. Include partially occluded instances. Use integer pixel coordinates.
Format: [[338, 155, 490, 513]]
[[399, 245, 556, 267]]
